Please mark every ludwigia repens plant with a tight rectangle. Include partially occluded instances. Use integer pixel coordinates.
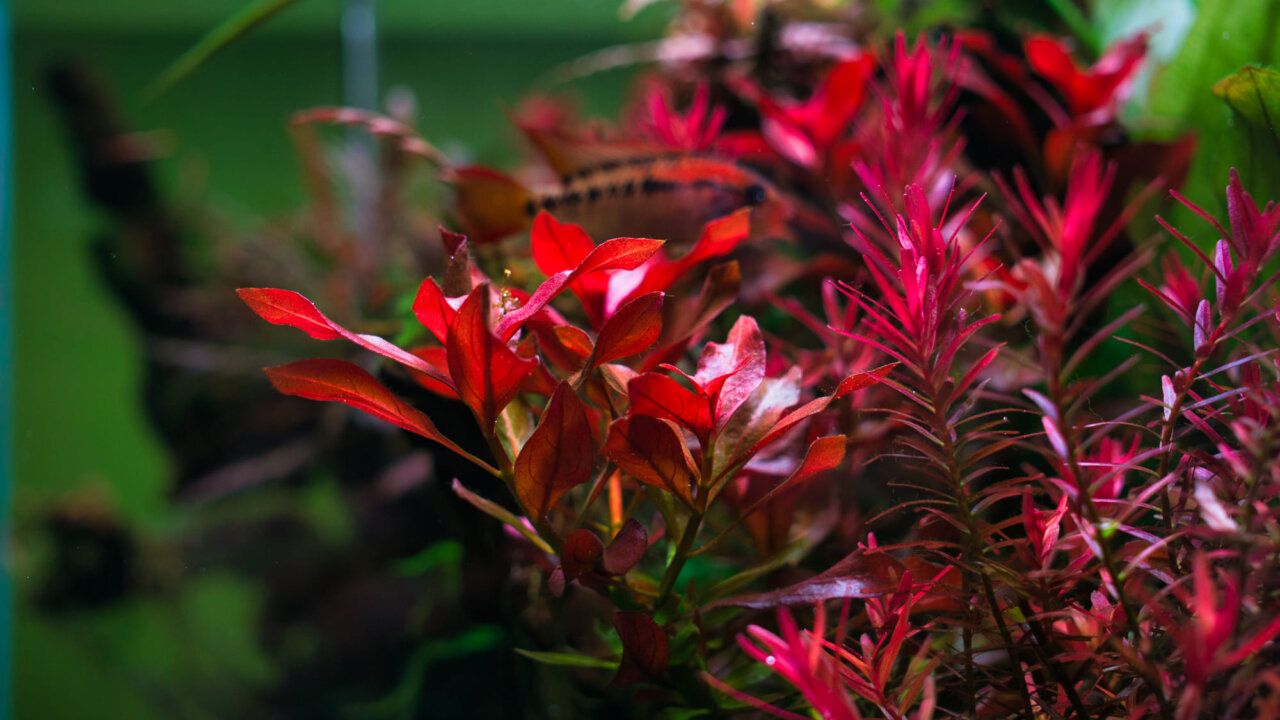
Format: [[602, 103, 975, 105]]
[[237, 9, 1280, 717]]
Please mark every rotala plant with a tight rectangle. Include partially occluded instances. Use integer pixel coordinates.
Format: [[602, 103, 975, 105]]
[[236, 12, 1280, 718]]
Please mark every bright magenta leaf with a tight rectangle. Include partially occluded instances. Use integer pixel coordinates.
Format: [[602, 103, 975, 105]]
[[514, 381, 595, 519], [447, 284, 537, 431]]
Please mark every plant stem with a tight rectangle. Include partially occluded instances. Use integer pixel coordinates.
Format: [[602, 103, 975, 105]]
[[655, 511, 703, 609]]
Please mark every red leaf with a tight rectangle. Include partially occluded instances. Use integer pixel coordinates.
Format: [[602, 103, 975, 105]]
[[407, 347, 458, 400], [265, 358, 486, 471], [560, 529, 605, 581], [708, 549, 905, 609], [761, 114, 818, 168], [439, 226, 468, 256], [514, 381, 595, 519], [624, 210, 751, 301], [834, 363, 896, 397], [605, 415, 699, 508], [695, 315, 767, 431], [529, 318, 593, 372], [240, 287, 453, 389], [494, 236, 665, 341], [612, 612, 669, 686], [447, 285, 537, 431], [644, 262, 741, 369], [627, 372, 713, 442], [531, 211, 594, 275], [602, 518, 648, 576], [412, 277, 458, 343], [592, 292, 664, 367]]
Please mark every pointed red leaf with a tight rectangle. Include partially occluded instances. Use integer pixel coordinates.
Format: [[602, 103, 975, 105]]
[[265, 358, 488, 472], [240, 287, 453, 388], [495, 236, 666, 341], [612, 612, 669, 686], [447, 285, 537, 431], [514, 381, 595, 519], [627, 372, 713, 441], [834, 363, 896, 398], [412, 277, 459, 343], [644, 262, 741, 369], [602, 518, 648, 576], [605, 415, 699, 508], [407, 346, 459, 400], [560, 529, 605, 581], [624, 209, 751, 300], [531, 211, 594, 275], [592, 292, 664, 367]]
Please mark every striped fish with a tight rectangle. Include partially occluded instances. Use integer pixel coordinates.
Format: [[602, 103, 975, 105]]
[[451, 126, 791, 244]]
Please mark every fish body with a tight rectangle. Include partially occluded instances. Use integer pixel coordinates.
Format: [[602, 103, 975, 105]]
[[452, 126, 791, 244]]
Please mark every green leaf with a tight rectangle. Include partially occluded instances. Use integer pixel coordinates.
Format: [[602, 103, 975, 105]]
[[513, 649, 619, 670], [144, 0, 306, 100], [1213, 66, 1280, 146]]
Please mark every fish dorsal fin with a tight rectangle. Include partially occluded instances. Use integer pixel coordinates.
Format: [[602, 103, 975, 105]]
[[516, 122, 671, 181]]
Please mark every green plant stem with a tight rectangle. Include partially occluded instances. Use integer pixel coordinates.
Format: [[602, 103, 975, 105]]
[[655, 512, 703, 609]]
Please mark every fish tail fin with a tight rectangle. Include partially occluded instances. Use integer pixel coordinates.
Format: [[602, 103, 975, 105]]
[[449, 165, 533, 244]]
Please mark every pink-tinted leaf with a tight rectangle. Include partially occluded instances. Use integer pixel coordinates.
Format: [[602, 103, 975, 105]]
[[602, 518, 648, 575], [592, 292, 664, 367], [605, 415, 699, 508], [628, 373, 713, 441], [696, 315, 767, 430], [240, 288, 453, 388], [709, 549, 905, 609], [560, 528, 605, 581], [762, 114, 818, 168], [612, 612, 669, 686], [266, 359, 490, 473], [447, 285, 537, 431], [514, 381, 595, 519]]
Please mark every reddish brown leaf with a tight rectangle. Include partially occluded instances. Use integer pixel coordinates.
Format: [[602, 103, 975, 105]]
[[241, 288, 454, 389], [708, 549, 906, 609], [592, 292, 664, 368], [439, 226, 468, 255], [514, 381, 595, 518], [644, 261, 740, 370], [627, 373, 713, 442], [612, 612, 669, 686], [602, 518, 648, 575], [266, 358, 489, 472], [624, 209, 750, 301], [560, 529, 605, 581], [605, 416, 699, 508], [529, 318, 593, 372], [447, 285, 537, 431]]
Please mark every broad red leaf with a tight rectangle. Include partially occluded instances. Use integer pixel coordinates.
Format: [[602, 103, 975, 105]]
[[447, 284, 537, 431], [265, 358, 483, 469], [644, 261, 741, 370], [240, 288, 453, 389], [602, 518, 648, 576], [612, 612, 669, 686], [529, 318, 593, 372], [412, 277, 458, 343], [531, 211, 594, 275], [592, 292, 664, 367], [494, 236, 665, 341], [514, 381, 595, 519], [627, 373, 713, 442], [605, 415, 699, 508], [408, 346, 458, 400], [560, 529, 605, 581], [695, 315, 767, 431], [624, 209, 750, 301], [713, 368, 803, 473], [708, 549, 905, 609]]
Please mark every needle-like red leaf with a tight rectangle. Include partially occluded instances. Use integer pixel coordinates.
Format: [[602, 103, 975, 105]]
[[514, 381, 595, 519]]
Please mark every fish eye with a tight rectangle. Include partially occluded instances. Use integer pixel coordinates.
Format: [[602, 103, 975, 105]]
[[744, 184, 767, 206]]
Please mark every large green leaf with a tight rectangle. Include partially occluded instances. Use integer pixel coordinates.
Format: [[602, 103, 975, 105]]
[[1213, 65, 1280, 145]]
